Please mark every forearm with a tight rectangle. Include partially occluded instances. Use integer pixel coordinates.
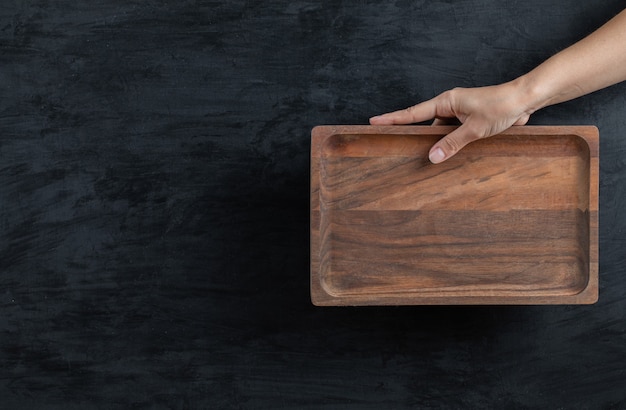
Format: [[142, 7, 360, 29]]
[[370, 8, 626, 163], [516, 8, 626, 113]]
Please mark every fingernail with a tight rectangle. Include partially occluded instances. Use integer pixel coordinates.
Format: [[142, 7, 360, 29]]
[[429, 147, 445, 163], [370, 115, 380, 122]]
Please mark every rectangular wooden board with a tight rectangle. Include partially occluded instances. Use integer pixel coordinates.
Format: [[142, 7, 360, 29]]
[[310, 125, 599, 305]]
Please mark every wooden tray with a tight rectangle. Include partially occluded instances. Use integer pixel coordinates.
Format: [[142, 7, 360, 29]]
[[310, 125, 598, 305]]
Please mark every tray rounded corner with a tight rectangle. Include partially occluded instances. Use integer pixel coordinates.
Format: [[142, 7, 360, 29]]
[[310, 287, 338, 306], [311, 125, 343, 158], [573, 276, 599, 304], [311, 125, 339, 141], [572, 125, 600, 155], [582, 125, 599, 139]]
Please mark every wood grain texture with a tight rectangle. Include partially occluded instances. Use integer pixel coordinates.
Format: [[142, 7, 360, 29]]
[[311, 126, 598, 305]]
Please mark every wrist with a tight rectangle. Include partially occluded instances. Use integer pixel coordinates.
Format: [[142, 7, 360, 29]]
[[510, 73, 552, 117]]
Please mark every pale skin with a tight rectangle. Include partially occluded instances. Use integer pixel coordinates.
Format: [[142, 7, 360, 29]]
[[370, 8, 626, 163]]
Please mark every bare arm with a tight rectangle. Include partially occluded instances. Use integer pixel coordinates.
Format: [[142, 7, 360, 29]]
[[370, 9, 626, 163]]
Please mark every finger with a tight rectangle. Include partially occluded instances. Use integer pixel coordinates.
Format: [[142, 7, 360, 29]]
[[370, 99, 438, 125], [428, 123, 481, 164], [432, 117, 461, 126], [513, 114, 530, 126]]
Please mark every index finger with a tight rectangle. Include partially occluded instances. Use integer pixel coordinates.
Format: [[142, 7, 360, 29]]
[[369, 98, 438, 125]]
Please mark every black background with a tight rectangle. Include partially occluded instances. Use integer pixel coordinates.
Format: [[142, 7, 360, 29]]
[[2, 1, 626, 408]]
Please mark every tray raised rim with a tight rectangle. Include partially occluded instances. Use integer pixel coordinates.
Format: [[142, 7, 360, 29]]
[[310, 125, 599, 306]]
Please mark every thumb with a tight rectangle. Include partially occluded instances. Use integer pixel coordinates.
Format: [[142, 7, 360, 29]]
[[428, 124, 480, 164]]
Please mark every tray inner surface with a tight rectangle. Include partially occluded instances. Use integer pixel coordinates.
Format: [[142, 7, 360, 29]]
[[318, 133, 591, 298]]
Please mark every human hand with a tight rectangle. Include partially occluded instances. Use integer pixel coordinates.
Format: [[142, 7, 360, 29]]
[[369, 80, 534, 163]]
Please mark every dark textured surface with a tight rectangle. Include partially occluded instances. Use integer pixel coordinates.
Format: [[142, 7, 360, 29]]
[[1, 1, 625, 408]]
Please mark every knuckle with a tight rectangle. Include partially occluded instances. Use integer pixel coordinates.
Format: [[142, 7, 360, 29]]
[[447, 87, 464, 100], [441, 137, 460, 153], [440, 89, 455, 103], [464, 121, 488, 140]]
